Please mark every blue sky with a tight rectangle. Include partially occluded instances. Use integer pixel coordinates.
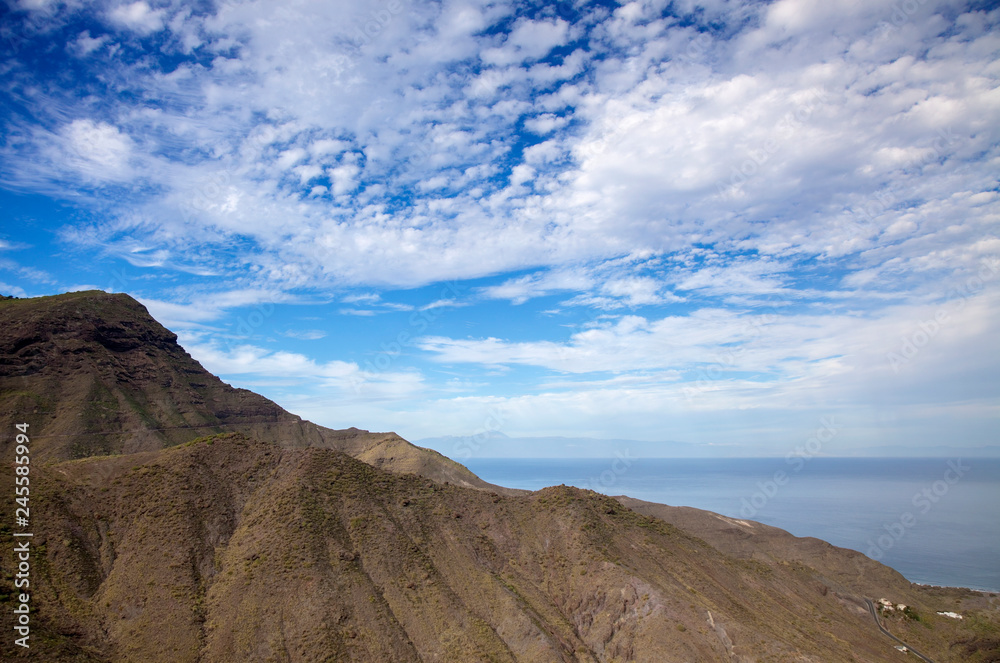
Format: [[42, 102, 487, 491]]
[[1, 0, 998, 456]]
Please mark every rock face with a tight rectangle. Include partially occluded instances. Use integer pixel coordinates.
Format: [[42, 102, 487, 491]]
[[0, 290, 292, 459], [0, 291, 505, 491], [0, 291, 997, 662]]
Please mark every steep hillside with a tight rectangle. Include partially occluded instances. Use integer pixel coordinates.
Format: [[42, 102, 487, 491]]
[[0, 291, 507, 492], [0, 432, 994, 662], [617, 497, 1000, 662]]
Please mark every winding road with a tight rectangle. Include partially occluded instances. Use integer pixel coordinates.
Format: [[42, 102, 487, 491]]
[[864, 598, 937, 663]]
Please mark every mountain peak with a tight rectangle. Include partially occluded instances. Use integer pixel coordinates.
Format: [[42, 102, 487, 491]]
[[0, 291, 510, 492]]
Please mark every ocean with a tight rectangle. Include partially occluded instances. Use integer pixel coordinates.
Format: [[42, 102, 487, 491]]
[[463, 457, 1000, 593]]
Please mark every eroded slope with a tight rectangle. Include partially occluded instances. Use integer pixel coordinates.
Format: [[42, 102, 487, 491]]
[[2, 434, 997, 662]]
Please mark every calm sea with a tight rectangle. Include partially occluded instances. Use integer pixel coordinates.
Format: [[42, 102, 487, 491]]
[[464, 457, 1000, 592]]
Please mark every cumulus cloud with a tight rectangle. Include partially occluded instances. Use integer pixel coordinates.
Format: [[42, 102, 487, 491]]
[[0, 282, 29, 298], [108, 1, 165, 34], [68, 31, 109, 56], [61, 119, 134, 178], [523, 114, 569, 135], [4, 0, 994, 297], [481, 18, 571, 66]]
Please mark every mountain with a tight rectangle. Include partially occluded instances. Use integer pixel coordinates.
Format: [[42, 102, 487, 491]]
[[0, 291, 997, 662], [0, 291, 507, 492], [844, 445, 1000, 458]]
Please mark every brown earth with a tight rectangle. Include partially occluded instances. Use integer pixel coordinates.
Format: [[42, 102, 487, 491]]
[[0, 291, 997, 662]]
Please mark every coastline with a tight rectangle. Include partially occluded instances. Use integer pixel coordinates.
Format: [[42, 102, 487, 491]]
[[463, 457, 1000, 596]]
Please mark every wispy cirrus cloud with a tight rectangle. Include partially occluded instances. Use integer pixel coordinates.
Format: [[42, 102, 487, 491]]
[[281, 329, 327, 341]]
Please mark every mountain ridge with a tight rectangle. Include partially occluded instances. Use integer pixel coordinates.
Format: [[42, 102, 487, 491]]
[[0, 290, 514, 493], [0, 290, 996, 662]]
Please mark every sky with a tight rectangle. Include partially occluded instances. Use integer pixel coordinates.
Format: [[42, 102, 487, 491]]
[[1, 0, 998, 458]]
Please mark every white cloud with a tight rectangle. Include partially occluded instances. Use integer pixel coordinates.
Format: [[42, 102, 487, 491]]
[[481, 18, 571, 66], [524, 114, 569, 135], [0, 282, 29, 298], [342, 292, 381, 304], [16, 0, 63, 11], [60, 119, 134, 181], [420, 310, 751, 373], [329, 163, 360, 195], [672, 259, 791, 298], [522, 139, 564, 164], [137, 288, 295, 329], [421, 286, 1000, 384], [0, 257, 55, 285], [600, 277, 674, 306], [294, 164, 324, 184], [179, 336, 426, 404], [480, 255, 688, 309], [407, 286, 1000, 443], [282, 329, 327, 340], [69, 31, 109, 56], [108, 1, 165, 34], [139, 298, 223, 329], [5, 0, 985, 297], [481, 268, 594, 305], [276, 147, 307, 169], [421, 298, 467, 311], [185, 341, 356, 381], [310, 139, 348, 157]]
